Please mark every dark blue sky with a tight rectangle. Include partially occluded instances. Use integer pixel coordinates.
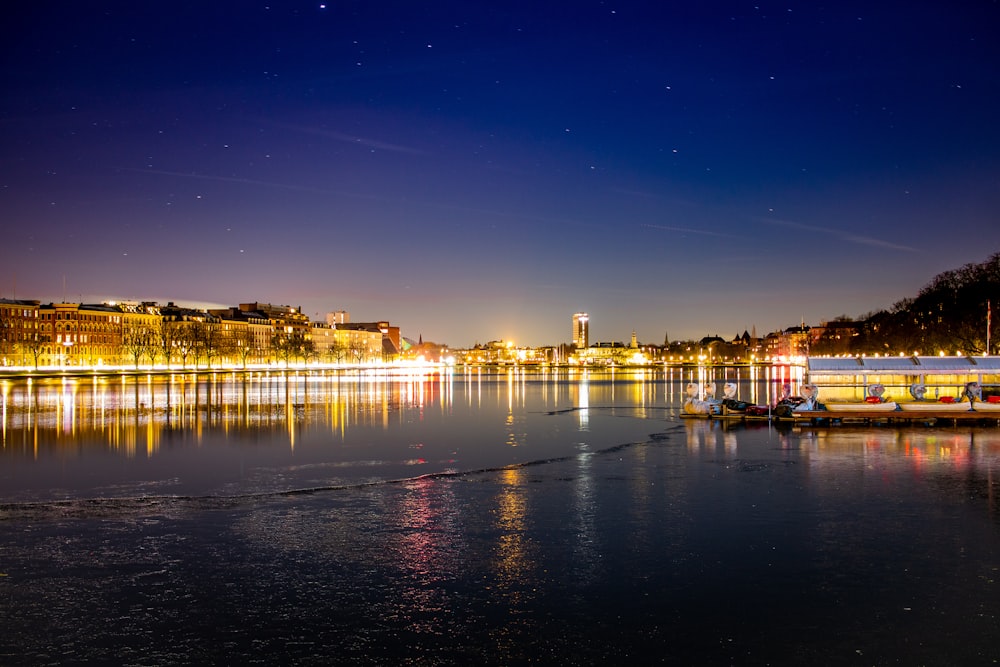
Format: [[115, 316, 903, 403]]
[[3, 1, 999, 346]]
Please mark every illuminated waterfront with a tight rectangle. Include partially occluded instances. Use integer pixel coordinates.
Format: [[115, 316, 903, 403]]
[[1, 369, 998, 664]]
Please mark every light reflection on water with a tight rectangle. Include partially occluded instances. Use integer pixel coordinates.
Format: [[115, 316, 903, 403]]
[[0, 367, 792, 455], [492, 466, 531, 593], [1, 369, 677, 501]]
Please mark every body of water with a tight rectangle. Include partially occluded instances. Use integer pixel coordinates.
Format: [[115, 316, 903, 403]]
[[1, 368, 998, 664]]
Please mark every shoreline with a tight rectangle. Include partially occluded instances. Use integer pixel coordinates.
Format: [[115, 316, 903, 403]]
[[0, 360, 770, 381]]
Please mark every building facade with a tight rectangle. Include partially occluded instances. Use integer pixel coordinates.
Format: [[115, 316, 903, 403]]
[[0, 299, 41, 366], [335, 323, 393, 364], [572, 313, 589, 349], [38, 303, 125, 367]]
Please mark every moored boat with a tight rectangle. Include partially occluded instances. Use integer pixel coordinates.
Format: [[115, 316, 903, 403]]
[[681, 382, 721, 416], [720, 382, 752, 414], [792, 383, 903, 412], [898, 401, 973, 412], [824, 401, 900, 411]]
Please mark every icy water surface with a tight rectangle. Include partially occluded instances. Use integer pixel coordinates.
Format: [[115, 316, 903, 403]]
[[1, 369, 667, 500], [1, 368, 999, 665]]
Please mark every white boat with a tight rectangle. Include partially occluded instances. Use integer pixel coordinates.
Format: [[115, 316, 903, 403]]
[[972, 401, 1000, 412], [898, 401, 973, 412], [788, 384, 901, 413], [824, 401, 899, 412], [804, 383, 899, 411], [681, 382, 720, 415], [890, 382, 977, 411]]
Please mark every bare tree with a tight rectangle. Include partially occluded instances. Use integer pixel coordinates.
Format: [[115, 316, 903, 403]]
[[0, 308, 41, 367], [191, 322, 223, 368], [121, 322, 159, 369], [348, 338, 368, 364], [271, 330, 311, 367], [173, 323, 197, 369], [21, 333, 45, 369], [299, 338, 316, 365], [227, 327, 257, 368], [159, 320, 178, 366], [327, 339, 348, 365], [215, 328, 236, 367], [271, 331, 293, 367]]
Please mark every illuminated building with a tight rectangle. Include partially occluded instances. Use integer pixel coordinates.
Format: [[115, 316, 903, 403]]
[[572, 313, 589, 349], [158, 303, 223, 367], [209, 306, 272, 366], [118, 301, 163, 367], [576, 341, 630, 365], [776, 325, 811, 357], [309, 322, 337, 362], [239, 302, 310, 335], [338, 322, 399, 363], [0, 299, 41, 366], [326, 311, 349, 326], [316, 323, 384, 364], [38, 302, 124, 366]]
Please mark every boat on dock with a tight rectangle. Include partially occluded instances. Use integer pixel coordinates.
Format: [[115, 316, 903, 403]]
[[678, 369, 1000, 426], [804, 356, 1000, 403], [788, 376, 1000, 425]]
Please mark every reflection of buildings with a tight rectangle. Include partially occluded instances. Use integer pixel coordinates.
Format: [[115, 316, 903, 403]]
[[0, 372, 433, 458], [577, 373, 589, 430], [800, 427, 1000, 479], [492, 467, 532, 592]]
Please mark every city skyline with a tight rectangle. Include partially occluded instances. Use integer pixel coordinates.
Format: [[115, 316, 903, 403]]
[[0, 290, 766, 349], [3, 2, 1000, 347]]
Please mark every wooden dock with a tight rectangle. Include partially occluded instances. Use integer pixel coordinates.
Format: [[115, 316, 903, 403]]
[[681, 408, 1000, 426], [790, 409, 1000, 425]]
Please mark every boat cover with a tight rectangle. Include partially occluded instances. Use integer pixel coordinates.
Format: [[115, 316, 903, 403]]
[[807, 356, 999, 377]]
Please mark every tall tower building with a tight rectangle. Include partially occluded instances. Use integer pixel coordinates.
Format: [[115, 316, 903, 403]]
[[572, 312, 589, 349]]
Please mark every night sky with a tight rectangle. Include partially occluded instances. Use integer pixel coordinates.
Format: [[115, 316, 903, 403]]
[[3, 2, 999, 347]]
